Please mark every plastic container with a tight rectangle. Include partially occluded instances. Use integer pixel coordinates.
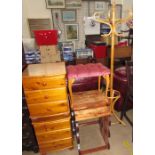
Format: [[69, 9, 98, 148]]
[[34, 30, 58, 46]]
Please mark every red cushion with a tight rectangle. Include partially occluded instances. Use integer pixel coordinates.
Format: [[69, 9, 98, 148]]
[[67, 63, 110, 80]]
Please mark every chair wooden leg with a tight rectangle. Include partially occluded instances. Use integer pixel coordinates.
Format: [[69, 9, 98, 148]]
[[100, 116, 110, 149]]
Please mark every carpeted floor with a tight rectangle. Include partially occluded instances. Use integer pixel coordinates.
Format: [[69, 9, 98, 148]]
[[23, 110, 133, 155]]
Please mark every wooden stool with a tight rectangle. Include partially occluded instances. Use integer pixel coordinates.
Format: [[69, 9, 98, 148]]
[[67, 63, 116, 155]]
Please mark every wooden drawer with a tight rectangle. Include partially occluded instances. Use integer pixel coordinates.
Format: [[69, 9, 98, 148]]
[[36, 128, 72, 143], [23, 75, 66, 91], [39, 138, 73, 152], [31, 112, 70, 122], [33, 117, 70, 133], [28, 100, 69, 117], [24, 87, 67, 104]]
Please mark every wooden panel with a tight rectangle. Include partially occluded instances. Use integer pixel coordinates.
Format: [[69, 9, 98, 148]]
[[23, 75, 66, 91], [31, 112, 70, 123], [33, 117, 70, 133], [75, 106, 111, 121], [72, 90, 111, 121], [24, 87, 67, 104], [39, 138, 73, 153], [36, 129, 72, 143], [72, 90, 109, 110], [27, 100, 69, 117]]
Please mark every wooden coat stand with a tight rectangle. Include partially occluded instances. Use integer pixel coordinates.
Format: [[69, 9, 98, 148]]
[[93, 0, 132, 125]]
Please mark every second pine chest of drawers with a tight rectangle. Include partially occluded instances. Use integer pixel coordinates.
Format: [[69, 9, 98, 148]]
[[22, 62, 73, 155]]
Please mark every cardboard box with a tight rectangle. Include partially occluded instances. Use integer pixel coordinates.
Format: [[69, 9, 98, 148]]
[[39, 45, 57, 55], [41, 51, 61, 63], [39, 45, 61, 63]]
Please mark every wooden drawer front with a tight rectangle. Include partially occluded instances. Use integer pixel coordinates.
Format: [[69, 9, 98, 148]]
[[33, 117, 70, 133], [25, 87, 67, 104], [23, 75, 66, 91], [39, 138, 73, 152], [28, 100, 69, 117], [36, 129, 72, 143]]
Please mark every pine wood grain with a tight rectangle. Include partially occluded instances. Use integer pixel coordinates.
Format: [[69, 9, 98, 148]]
[[27, 100, 69, 117], [24, 87, 67, 104], [39, 138, 73, 153], [71, 90, 111, 121], [33, 117, 70, 133], [36, 128, 72, 143], [23, 75, 66, 91], [72, 90, 109, 110]]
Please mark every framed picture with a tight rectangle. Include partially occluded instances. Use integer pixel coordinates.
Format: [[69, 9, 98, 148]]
[[95, 2, 105, 11], [62, 10, 76, 22], [115, 4, 122, 19], [65, 24, 78, 41], [45, 0, 65, 8], [66, 0, 82, 9]]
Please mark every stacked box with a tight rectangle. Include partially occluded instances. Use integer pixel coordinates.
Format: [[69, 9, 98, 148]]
[[39, 45, 61, 63]]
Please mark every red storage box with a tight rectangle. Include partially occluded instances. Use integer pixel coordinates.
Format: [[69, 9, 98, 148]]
[[89, 44, 107, 58], [34, 30, 58, 46]]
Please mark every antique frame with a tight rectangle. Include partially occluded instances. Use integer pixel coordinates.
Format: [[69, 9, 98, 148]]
[[62, 10, 76, 22], [45, 0, 65, 8], [65, 24, 79, 41], [65, 0, 82, 9], [95, 1, 105, 11]]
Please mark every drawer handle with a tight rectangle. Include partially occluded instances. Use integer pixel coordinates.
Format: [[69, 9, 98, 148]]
[[42, 82, 47, 86]]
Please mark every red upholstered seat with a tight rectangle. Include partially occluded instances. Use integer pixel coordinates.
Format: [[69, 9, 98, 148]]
[[67, 63, 110, 80]]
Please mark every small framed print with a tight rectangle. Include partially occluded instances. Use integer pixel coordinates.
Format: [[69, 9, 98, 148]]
[[95, 2, 105, 11], [62, 10, 76, 22], [65, 24, 78, 41], [45, 0, 65, 8], [66, 0, 82, 9]]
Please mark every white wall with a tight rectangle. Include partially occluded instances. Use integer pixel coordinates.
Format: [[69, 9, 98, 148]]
[[22, 0, 53, 38]]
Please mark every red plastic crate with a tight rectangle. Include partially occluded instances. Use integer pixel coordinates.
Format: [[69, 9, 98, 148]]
[[89, 44, 107, 58], [34, 30, 58, 46]]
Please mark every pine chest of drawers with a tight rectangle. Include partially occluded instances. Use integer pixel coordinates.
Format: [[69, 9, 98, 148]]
[[22, 62, 73, 155]]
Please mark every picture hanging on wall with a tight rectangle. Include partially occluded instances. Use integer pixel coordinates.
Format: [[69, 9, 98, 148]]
[[65, 24, 78, 41], [65, 0, 82, 9], [62, 10, 76, 22], [95, 2, 105, 11], [45, 0, 65, 8]]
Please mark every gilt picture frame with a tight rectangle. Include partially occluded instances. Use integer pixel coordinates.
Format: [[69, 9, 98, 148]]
[[65, 0, 82, 9], [65, 24, 78, 41], [62, 10, 76, 22], [45, 0, 65, 8]]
